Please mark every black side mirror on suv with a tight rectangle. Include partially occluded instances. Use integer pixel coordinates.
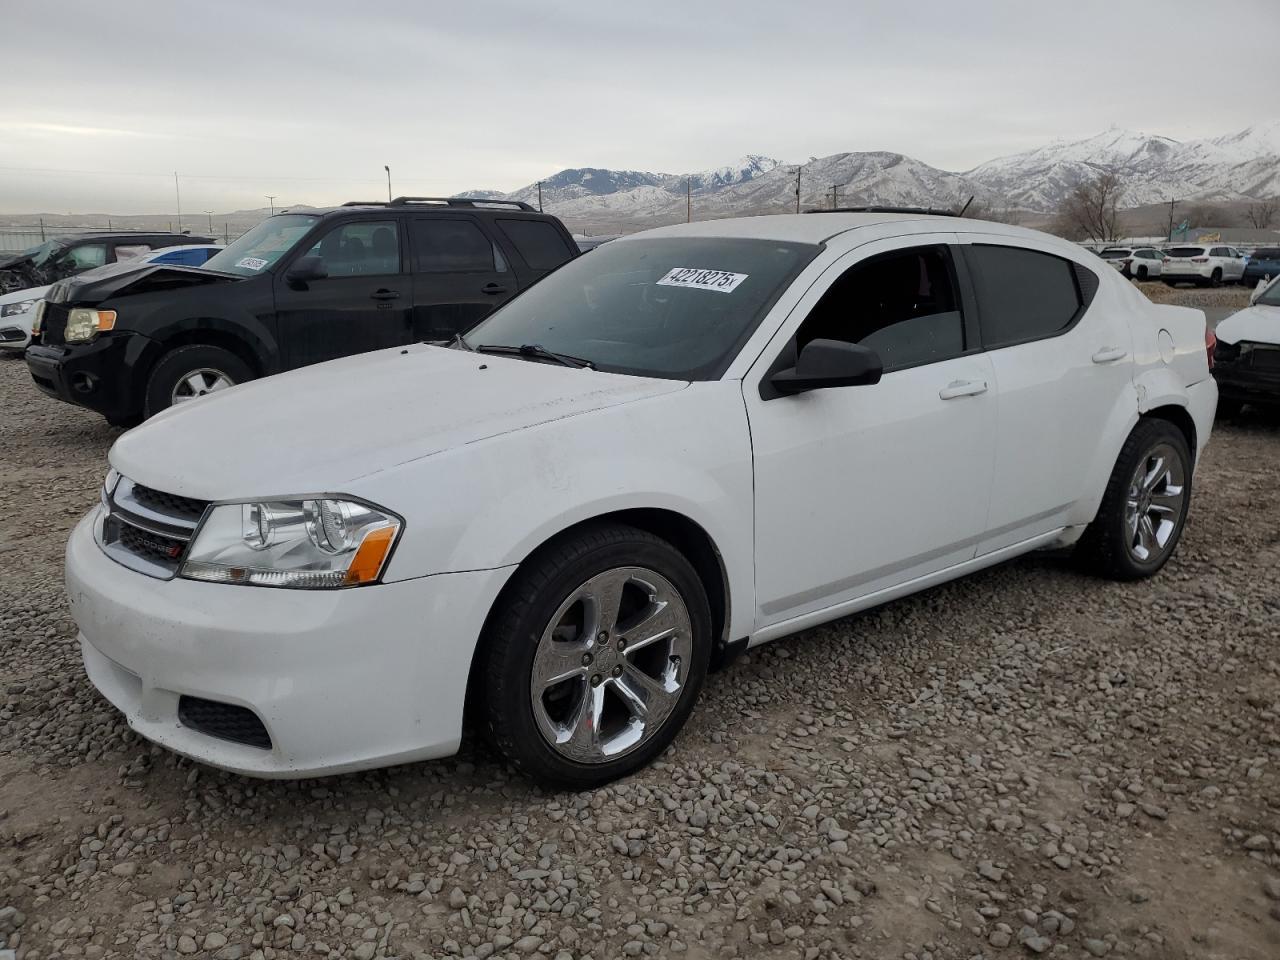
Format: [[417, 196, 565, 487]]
[[286, 256, 328, 288], [770, 339, 883, 395]]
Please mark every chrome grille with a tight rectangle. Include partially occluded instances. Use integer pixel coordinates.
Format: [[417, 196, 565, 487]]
[[97, 476, 209, 578]]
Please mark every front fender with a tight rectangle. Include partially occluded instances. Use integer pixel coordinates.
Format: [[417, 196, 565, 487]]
[[359, 383, 757, 642]]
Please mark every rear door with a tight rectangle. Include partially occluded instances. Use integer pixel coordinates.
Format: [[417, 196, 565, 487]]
[[956, 238, 1132, 554], [407, 216, 515, 342], [275, 217, 413, 369]]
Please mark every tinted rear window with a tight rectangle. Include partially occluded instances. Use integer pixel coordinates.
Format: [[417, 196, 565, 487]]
[[496, 219, 576, 271], [965, 245, 1083, 349], [1167, 247, 1205, 258], [1099, 249, 1131, 259]]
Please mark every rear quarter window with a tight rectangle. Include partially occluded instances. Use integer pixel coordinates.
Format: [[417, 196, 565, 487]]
[[496, 218, 576, 271], [964, 245, 1084, 349]]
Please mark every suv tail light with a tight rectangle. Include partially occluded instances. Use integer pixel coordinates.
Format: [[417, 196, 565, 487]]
[[1205, 326, 1216, 369], [1191, 257, 1209, 263]]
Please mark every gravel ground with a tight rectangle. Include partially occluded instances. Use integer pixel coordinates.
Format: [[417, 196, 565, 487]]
[[1, 339, 1278, 960]]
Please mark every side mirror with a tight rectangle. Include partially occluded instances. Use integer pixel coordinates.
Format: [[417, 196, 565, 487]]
[[770, 338, 883, 395], [286, 256, 327, 287]]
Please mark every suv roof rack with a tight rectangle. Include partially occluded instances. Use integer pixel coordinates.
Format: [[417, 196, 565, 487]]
[[339, 196, 536, 211], [804, 205, 960, 217]]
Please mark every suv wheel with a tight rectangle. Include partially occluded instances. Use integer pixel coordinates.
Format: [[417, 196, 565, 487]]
[[144, 345, 253, 418], [1136, 265, 1148, 280], [1209, 268, 1223, 287], [1075, 419, 1192, 581], [479, 523, 711, 788]]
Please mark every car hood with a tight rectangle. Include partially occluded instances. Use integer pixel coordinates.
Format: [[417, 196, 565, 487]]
[[0, 252, 34, 271], [52, 263, 241, 305], [110, 343, 686, 500], [1216, 303, 1279, 345], [0, 283, 50, 305]]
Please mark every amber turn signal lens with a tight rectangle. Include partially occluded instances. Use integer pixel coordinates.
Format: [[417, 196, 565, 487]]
[[344, 526, 397, 585]]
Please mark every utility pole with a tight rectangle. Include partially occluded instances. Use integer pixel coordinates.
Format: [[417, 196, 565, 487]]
[[687, 178, 691, 222], [537, 181, 543, 212], [1167, 198, 1177, 241], [795, 167, 801, 214], [832, 184, 838, 209], [265, 195, 277, 216], [384, 165, 392, 202], [174, 172, 182, 233]]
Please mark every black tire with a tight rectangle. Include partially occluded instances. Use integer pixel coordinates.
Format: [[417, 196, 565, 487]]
[[1163, 280, 1177, 287], [143, 344, 253, 418], [1216, 398, 1244, 419], [479, 522, 712, 788], [1136, 265, 1148, 280], [105, 413, 142, 429], [1075, 419, 1193, 581], [1209, 268, 1222, 287]]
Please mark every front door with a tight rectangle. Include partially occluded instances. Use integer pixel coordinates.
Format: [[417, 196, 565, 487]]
[[408, 216, 516, 342], [275, 218, 412, 369], [745, 237, 998, 629]]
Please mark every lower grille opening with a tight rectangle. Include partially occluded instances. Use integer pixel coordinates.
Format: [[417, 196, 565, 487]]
[[177, 696, 272, 750]]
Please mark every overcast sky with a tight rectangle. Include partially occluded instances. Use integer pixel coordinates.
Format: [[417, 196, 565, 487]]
[[2, 0, 1276, 215]]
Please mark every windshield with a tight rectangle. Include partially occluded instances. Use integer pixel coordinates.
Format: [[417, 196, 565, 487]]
[[25, 240, 63, 267], [1256, 276, 1280, 307], [462, 237, 820, 380], [203, 215, 318, 277], [1252, 248, 1280, 261], [1167, 246, 1205, 258], [1099, 249, 1131, 259]]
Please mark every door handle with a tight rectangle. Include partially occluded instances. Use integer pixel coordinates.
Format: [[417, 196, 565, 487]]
[[1092, 346, 1128, 363], [371, 289, 400, 301], [481, 282, 509, 296], [938, 379, 988, 400]]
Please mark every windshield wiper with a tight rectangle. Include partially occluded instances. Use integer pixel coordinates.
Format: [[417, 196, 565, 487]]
[[476, 343, 595, 370], [451, 333, 475, 352]]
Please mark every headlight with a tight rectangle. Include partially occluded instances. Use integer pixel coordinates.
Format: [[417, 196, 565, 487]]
[[180, 497, 401, 589], [0, 299, 36, 318], [64, 308, 117, 342]]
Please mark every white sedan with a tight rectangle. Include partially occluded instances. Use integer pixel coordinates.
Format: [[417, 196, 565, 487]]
[[66, 212, 1217, 786], [0, 244, 222, 352]]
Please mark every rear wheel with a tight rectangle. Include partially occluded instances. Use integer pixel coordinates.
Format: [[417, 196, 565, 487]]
[[1209, 268, 1223, 287], [1136, 265, 1148, 280], [479, 523, 711, 788], [143, 344, 253, 418], [1075, 419, 1192, 581]]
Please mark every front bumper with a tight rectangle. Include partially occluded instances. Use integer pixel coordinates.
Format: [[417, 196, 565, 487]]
[[26, 331, 155, 419], [1212, 358, 1280, 405], [66, 511, 515, 778], [0, 317, 31, 351]]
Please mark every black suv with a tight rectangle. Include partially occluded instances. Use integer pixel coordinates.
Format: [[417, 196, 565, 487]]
[[26, 199, 578, 425], [0, 231, 214, 294]]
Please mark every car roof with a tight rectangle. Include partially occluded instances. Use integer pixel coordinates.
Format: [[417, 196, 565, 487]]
[[625, 212, 1065, 248]]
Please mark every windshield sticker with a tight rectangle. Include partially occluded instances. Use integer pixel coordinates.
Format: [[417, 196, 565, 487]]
[[656, 267, 748, 293], [235, 256, 268, 271]]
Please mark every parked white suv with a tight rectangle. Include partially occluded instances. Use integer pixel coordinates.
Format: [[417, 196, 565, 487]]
[[1098, 246, 1166, 280], [1162, 244, 1246, 287], [66, 213, 1218, 786]]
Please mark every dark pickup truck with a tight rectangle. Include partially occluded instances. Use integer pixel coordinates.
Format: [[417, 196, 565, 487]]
[[26, 198, 579, 425]]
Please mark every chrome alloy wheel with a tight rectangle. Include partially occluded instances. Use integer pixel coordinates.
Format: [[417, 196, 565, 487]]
[[172, 368, 235, 404], [530, 566, 693, 764], [1124, 441, 1187, 563]]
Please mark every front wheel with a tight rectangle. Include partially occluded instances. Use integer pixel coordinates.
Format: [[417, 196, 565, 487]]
[[1209, 268, 1223, 287], [1136, 265, 1148, 280], [144, 344, 253, 418], [1075, 419, 1192, 581], [479, 523, 712, 788]]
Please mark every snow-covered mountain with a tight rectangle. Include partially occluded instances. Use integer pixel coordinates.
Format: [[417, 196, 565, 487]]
[[966, 121, 1280, 209], [462, 122, 1279, 231]]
